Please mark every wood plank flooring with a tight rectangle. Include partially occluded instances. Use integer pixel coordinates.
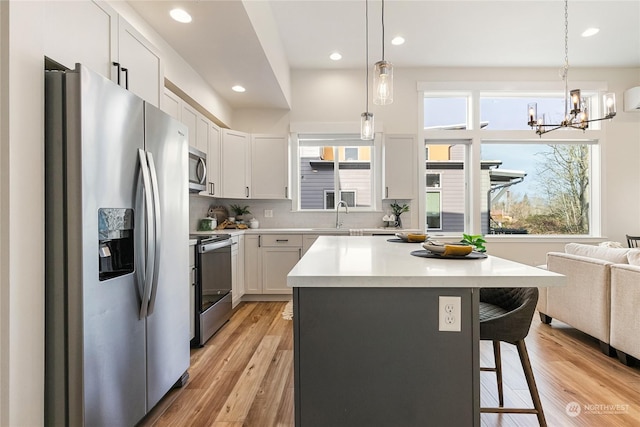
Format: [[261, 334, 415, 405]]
[[139, 302, 640, 427]]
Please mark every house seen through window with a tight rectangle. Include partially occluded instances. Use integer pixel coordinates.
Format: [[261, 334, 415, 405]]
[[297, 135, 375, 210]]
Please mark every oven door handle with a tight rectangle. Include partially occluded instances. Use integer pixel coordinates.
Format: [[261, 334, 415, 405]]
[[199, 240, 232, 253]]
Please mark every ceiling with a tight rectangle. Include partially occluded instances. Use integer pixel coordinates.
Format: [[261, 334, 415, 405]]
[[127, 0, 640, 110]]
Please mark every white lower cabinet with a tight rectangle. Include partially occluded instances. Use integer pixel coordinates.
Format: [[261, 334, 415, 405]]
[[244, 234, 302, 295], [231, 234, 245, 307], [189, 242, 196, 341]]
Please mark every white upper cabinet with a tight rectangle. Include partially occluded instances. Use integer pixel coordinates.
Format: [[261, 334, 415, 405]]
[[44, 1, 117, 79], [116, 16, 162, 107], [44, 1, 162, 107], [251, 134, 289, 199], [383, 135, 416, 199], [162, 88, 181, 121], [195, 115, 210, 155], [181, 104, 199, 150], [221, 129, 251, 198], [208, 123, 222, 197]]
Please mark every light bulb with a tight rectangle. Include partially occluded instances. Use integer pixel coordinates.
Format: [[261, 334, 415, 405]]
[[373, 61, 393, 105], [377, 76, 390, 100], [361, 112, 374, 140]]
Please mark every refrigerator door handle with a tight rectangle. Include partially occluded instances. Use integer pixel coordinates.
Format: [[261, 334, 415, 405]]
[[146, 151, 162, 316], [138, 149, 156, 319]]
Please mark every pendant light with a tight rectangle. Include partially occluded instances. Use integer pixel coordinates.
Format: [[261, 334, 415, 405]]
[[373, 0, 393, 105], [361, 0, 375, 140], [528, 0, 616, 136]]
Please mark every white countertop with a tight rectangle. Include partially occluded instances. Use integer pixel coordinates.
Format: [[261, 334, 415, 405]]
[[189, 227, 420, 236], [287, 236, 565, 288]]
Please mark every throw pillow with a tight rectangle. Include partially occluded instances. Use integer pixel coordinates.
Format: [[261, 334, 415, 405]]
[[565, 243, 630, 264], [627, 249, 640, 266], [599, 241, 624, 248]]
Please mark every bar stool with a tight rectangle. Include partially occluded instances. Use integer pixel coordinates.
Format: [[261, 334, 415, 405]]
[[626, 234, 640, 248], [479, 287, 547, 427]]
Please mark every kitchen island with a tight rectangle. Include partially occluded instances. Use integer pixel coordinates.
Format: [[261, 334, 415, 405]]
[[287, 236, 564, 427]]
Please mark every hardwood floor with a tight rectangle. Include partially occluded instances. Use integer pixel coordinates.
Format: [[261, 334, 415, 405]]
[[139, 301, 640, 427]]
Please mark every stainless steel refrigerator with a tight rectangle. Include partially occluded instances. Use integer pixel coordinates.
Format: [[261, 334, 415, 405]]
[[45, 64, 190, 426]]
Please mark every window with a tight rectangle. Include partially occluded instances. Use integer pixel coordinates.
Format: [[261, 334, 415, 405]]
[[482, 142, 593, 235], [426, 192, 442, 230], [426, 173, 441, 188], [480, 94, 602, 131], [324, 190, 356, 209], [424, 96, 469, 129], [422, 87, 603, 236], [425, 141, 468, 233], [296, 134, 377, 211]]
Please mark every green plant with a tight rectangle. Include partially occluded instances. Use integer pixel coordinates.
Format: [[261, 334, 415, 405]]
[[390, 201, 409, 216], [461, 234, 486, 252], [229, 204, 251, 216]]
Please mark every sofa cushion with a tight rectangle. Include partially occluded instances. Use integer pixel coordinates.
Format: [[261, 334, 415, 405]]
[[627, 249, 640, 266], [565, 243, 630, 264]]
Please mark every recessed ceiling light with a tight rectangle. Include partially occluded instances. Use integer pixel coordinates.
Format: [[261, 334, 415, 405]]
[[391, 36, 405, 46], [169, 8, 192, 23], [329, 52, 342, 61], [581, 27, 600, 37], [232, 85, 246, 93]]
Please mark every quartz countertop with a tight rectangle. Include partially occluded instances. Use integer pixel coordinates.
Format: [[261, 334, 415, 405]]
[[287, 235, 565, 289], [189, 227, 420, 236]]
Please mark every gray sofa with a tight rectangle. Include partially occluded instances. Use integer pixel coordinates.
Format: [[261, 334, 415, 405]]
[[538, 243, 640, 364]]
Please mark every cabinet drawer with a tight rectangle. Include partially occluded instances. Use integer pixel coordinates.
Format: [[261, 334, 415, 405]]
[[260, 234, 302, 247]]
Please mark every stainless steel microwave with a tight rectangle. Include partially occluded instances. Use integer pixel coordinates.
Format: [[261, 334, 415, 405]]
[[188, 147, 207, 193]]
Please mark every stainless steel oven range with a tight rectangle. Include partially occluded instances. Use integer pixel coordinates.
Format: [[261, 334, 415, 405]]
[[191, 234, 232, 346]]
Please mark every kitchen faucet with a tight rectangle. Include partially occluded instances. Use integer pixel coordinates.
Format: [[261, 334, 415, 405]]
[[335, 200, 349, 229]]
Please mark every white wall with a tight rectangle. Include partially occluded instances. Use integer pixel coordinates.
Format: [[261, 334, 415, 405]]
[[1, 1, 46, 425]]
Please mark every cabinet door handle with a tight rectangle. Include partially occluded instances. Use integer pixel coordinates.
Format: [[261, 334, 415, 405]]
[[276, 239, 289, 243], [112, 62, 121, 85], [285, 186, 288, 198], [258, 235, 261, 247], [210, 182, 215, 195], [121, 67, 129, 89], [246, 186, 249, 198], [385, 186, 389, 198]]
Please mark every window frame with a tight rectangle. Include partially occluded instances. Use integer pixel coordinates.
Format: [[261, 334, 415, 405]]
[[418, 81, 607, 237], [290, 131, 382, 212]]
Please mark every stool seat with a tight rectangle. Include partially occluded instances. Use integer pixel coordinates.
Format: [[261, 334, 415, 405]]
[[479, 287, 547, 427], [479, 302, 507, 322]]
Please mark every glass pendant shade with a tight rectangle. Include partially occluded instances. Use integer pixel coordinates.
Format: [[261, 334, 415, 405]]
[[603, 92, 617, 118], [373, 60, 393, 105], [361, 112, 374, 140]]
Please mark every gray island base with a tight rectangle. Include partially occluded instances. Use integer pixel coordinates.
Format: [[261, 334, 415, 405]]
[[294, 286, 478, 427], [287, 236, 564, 427]]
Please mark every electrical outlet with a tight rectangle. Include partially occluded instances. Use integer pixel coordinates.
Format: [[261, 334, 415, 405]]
[[439, 296, 461, 332], [264, 209, 273, 218]]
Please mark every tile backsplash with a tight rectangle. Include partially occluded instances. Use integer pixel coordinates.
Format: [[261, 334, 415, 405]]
[[189, 195, 418, 232]]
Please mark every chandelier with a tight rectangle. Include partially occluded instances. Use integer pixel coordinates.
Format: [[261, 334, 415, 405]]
[[361, 0, 374, 140], [373, 0, 393, 105], [528, 0, 616, 136]]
